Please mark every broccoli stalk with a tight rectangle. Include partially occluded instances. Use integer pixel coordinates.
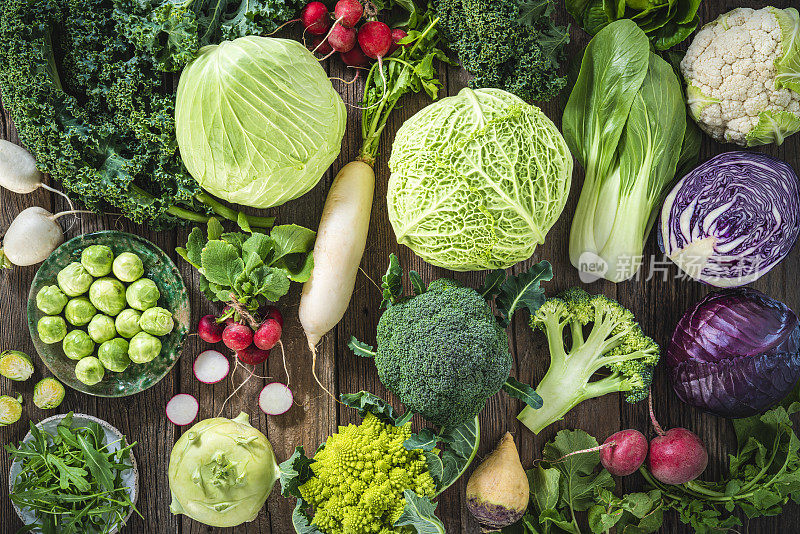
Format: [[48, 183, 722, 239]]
[[518, 288, 659, 434]]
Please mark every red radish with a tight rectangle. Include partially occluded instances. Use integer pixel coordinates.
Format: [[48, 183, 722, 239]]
[[197, 314, 225, 343], [648, 392, 708, 485], [222, 322, 253, 351], [166, 394, 199, 426], [388, 29, 409, 55], [340, 45, 370, 67], [236, 345, 270, 366], [600, 430, 648, 476], [262, 305, 284, 328], [301, 2, 331, 35], [334, 0, 363, 28], [259, 383, 293, 415], [254, 319, 282, 351], [328, 24, 357, 53], [310, 36, 333, 55], [357, 21, 392, 59], [193, 350, 229, 384]]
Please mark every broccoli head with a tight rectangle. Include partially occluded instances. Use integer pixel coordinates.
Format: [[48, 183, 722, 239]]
[[374, 279, 512, 430], [518, 287, 660, 434]]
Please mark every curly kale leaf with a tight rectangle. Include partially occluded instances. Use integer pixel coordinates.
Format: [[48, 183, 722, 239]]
[[434, 0, 569, 102]]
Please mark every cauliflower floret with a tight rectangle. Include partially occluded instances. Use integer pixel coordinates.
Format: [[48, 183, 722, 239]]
[[681, 7, 800, 146]]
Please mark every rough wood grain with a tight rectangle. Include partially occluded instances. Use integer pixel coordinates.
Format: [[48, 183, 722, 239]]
[[2, 1, 800, 532]]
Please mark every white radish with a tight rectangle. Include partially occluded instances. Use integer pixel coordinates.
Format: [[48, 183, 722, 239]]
[[166, 394, 199, 426], [0, 140, 75, 208], [193, 350, 230, 384], [299, 161, 374, 396], [258, 383, 293, 415], [1, 207, 93, 267]]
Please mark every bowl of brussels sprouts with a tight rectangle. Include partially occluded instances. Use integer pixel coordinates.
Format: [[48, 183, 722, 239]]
[[27, 231, 190, 397]]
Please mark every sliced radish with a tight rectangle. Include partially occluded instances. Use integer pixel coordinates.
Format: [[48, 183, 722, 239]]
[[259, 383, 293, 415], [194, 350, 230, 384], [166, 394, 199, 426]]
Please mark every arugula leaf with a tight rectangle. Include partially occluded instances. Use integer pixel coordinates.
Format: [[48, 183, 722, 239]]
[[76, 434, 114, 491], [503, 377, 543, 410], [381, 254, 404, 308], [495, 261, 553, 326], [393, 490, 446, 533]]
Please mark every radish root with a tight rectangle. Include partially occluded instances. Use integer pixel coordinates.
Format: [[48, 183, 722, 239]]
[[314, 16, 345, 54], [309, 338, 342, 405], [648, 388, 666, 437]]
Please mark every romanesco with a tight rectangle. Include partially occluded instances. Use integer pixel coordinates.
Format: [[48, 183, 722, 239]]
[[299, 412, 436, 533]]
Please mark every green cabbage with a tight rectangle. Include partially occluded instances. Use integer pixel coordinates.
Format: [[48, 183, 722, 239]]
[[176, 37, 346, 209], [387, 88, 572, 272]]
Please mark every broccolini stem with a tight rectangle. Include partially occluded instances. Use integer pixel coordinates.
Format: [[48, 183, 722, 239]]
[[195, 193, 275, 229], [165, 205, 211, 223]]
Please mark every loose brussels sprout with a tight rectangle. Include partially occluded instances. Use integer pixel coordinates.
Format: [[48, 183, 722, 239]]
[[140, 307, 174, 336], [81, 245, 114, 277], [0, 394, 23, 426], [64, 297, 97, 326], [57, 262, 94, 297], [33, 378, 65, 409], [89, 277, 127, 316], [113, 252, 144, 283], [98, 338, 131, 372], [126, 278, 161, 311], [75, 356, 105, 385], [62, 330, 96, 360], [115, 309, 142, 338], [87, 314, 117, 343], [36, 285, 69, 315], [129, 332, 162, 364], [0, 350, 34, 381], [38, 316, 67, 344]]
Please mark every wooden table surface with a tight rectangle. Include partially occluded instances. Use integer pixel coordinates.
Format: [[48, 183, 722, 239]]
[[1, 1, 798, 532]]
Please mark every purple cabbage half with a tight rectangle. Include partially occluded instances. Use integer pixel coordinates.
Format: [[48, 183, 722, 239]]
[[668, 288, 800, 418], [659, 152, 800, 287]]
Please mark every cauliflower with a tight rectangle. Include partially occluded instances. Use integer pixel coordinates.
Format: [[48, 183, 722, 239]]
[[298, 412, 437, 533], [681, 7, 800, 146]]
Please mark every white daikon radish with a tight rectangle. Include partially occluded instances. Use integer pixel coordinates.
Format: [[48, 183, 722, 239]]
[[298, 161, 374, 394], [0, 140, 74, 207]]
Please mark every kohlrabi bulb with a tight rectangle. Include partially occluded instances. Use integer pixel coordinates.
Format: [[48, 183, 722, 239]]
[[126, 278, 160, 311], [115, 309, 142, 339], [57, 262, 94, 297], [89, 277, 127, 316], [140, 307, 174, 336], [128, 332, 161, 364], [64, 297, 97, 327], [112, 252, 144, 283], [81, 245, 114, 277], [38, 316, 68, 344], [75, 356, 105, 385], [98, 338, 131, 372], [36, 285, 68, 315], [62, 330, 95, 360]]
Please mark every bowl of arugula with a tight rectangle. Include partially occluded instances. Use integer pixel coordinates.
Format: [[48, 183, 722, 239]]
[[7, 412, 139, 534]]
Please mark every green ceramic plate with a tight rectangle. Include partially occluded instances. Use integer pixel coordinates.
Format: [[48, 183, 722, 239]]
[[27, 231, 189, 397]]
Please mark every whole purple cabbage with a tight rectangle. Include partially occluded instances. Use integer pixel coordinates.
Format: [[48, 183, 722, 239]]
[[668, 288, 800, 418], [660, 152, 800, 287]]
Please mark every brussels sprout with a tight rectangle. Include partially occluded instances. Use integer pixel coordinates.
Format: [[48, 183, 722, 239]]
[[57, 262, 94, 297], [81, 244, 114, 277], [89, 277, 127, 316], [129, 332, 162, 364], [33, 378, 65, 409], [62, 330, 96, 360], [126, 278, 161, 311], [98, 338, 131, 372], [75, 356, 105, 385], [87, 314, 117, 344], [140, 307, 174, 336], [0, 394, 23, 426], [64, 297, 97, 326], [115, 309, 142, 338], [0, 350, 34, 381], [36, 285, 68, 315], [38, 316, 67, 344], [113, 252, 144, 283]]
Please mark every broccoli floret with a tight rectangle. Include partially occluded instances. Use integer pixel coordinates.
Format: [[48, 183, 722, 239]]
[[373, 279, 512, 430], [518, 288, 659, 434], [298, 412, 436, 533]]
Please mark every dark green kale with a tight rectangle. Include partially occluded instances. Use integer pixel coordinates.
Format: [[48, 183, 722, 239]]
[[434, 0, 569, 102]]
